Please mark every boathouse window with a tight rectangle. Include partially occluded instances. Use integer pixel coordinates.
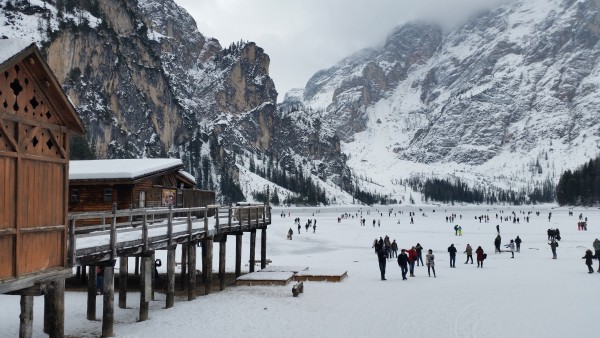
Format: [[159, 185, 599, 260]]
[[139, 191, 146, 208], [70, 189, 80, 204], [103, 187, 113, 202], [177, 189, 183, 207]]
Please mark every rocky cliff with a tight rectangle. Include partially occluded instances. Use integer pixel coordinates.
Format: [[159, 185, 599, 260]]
[[287, 0, 600, 193], [1, 0, 351, 203]]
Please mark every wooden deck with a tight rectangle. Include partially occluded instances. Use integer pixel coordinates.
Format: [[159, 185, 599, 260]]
[[68, 204, 271, 266]]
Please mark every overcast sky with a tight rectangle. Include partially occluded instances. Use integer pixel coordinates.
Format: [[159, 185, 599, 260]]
[[174, 0, 514, 101]]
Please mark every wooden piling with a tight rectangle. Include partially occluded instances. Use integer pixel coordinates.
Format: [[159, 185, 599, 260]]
[[43, 282, 52, 334], [19, 295, 33, 338], [235, 234, 242, 277], [204, 238, 213, 295], [180, 245, 187, 291], [46, 279, 65, 338], [261, 227, 267, 269], [87, 265, 97, 321], [102, 264, 115, 337], [134, 257, 139, 276], [187, 243, 197, 301], [249, 229, 257, 273], [139, 255, 151, 322], [166, 206, 175, 309], [81, 264, 87, 282], [219, 237, 227, 291], [119, 257, 128, 309]]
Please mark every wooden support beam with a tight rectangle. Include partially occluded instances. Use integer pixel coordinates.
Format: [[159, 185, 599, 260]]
[[219, 237, 227, 291], [139, 255, 151, 322], [204, 238, 213, 296], [180, 245, 187, 291], [102, 264, 115, 337], [151, 252, 156, 301], [87, 266, 97, 321], [249, 230, 257, 273], [187, 243, 197, 301], [134, 257, 139, 276], [201, 241, 207, 284], [235, 234, 242, 277], [81, 265, 87, 284], [44, 282, 52, 334], [119, 257, 128, 309], [166, 205, 175, 309], [261, 227, 267, 269], [19, 295, 33, 338], [166, 247, 175, 309], [46, 279, 65, 338]]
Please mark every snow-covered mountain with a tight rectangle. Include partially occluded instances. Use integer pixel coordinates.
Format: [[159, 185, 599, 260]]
[[286, 0, 600, 196], [0, 0, 352, 204]]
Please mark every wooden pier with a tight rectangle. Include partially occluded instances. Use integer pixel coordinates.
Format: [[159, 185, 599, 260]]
[[67, 203, 271, 337]]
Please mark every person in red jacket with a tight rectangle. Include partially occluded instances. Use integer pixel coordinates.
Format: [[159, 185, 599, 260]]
[[476, 246, 485, 268], [406, 247, 418, 277]]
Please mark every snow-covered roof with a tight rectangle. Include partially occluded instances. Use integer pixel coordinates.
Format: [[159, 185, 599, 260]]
[[178, 170, 196, 185], [0, 39, 32, 65], [70, 159, 183, 181]]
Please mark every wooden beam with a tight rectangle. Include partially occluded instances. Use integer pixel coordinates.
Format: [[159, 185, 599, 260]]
[[48, 129, 67, 159], [261, 227, 267, 269], [249, 230, 256, 273], [87, 266, 96, 321], [204, 238, 213, 296], [180, 245, 187, 291], [118, 257, 128, 309], [102, 264, 115, 337], [187, 242, 197, 301], [0, 119, 18, 151], [139, 255, 151, 322], [19, 126, 40, 151], [19, 295, 33, 338], [46, 279, 65, 338], [235, 234, 242, 278], [219, 237, 226, 291], [166, 247, 175, 308]]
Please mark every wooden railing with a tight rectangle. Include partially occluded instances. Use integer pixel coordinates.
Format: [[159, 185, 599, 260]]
[[67, 204, 271, 266]]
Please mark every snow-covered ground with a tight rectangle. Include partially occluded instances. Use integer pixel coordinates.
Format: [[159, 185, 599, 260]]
[[1, 204, 598, 337]]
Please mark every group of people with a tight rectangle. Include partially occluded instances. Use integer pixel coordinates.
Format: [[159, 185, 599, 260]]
[[374, 238, 435, 279]]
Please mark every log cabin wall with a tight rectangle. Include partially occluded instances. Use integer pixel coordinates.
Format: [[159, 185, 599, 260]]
[[0, 55, 74, 283]]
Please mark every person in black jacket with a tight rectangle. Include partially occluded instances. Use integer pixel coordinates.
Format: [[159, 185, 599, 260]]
[[515, 236, 522, 252], [448, 244, 457, 268], [583, 249, 594, 273], [415, 243, 424, 266], [377, 245, 388, 280], [397, 249, 409, 280], [494, 235, 502, 254]]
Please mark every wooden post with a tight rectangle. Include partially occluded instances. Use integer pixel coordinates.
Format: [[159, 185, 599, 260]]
[[81, 264, 87, 283], [46, 279, 65, 338], [134, 257, 140, 276], [119, 257, 128, 309], [204, 237, 213, 295], [139, 255, 151, 322], [201, 240, 207, 284], [44, 282, 52, 334], [180, 245, 187, 291], [68, 218, 76, 267], [261, 227, 267, 269], [102, 262, 115, 337], [249, 229, 257, 273], [235, 234, 242, 277], [187, 211, 196, 301], [187, 242, 197, 301], [151, 252, 156, 301], [219, 237, 227, 291], [19, 295, 33, 338], [87, 265, 97, 321], [166, 206, 175, 309]]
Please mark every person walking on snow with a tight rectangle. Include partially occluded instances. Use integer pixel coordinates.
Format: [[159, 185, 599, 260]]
[[476, 246, 485, 268], [287, 228, 293, 240], [549, 239, 559, 259], [426, 249, 436, 277], [298, 224, 301, 234], [454, 224, 458, 236], [397, 249, 409, 280], [391, 240, 398, 258], [407, 247, 417, 277], [457, 225, 463, 236], [494, 235, 502, 254], [313, 223, 316, 233], [515, 236, 522, 253], [496, 224, 500, 234], [593, 238, 600, 272], [505, 239, 515, 258], [415, 243, 424, 266], [464, 244, 473, 264], [448, 244, 457, 268], [583, 249, 595, 273], [376, 243, 388, 280]]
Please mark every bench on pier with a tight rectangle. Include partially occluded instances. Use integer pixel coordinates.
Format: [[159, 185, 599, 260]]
[[292, 282, 304, 297]]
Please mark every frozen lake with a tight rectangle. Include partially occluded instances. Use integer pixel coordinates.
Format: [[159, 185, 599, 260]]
[[1, 204, 598, 337]]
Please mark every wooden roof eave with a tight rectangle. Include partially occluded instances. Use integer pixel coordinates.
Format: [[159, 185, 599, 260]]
[[69, 163, 185, 186], [0, 44, 86, 135]]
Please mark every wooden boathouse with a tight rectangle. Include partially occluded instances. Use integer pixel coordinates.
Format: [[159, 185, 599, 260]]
[[0, 39, 85, 337], [68, 158, 215, 224]]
